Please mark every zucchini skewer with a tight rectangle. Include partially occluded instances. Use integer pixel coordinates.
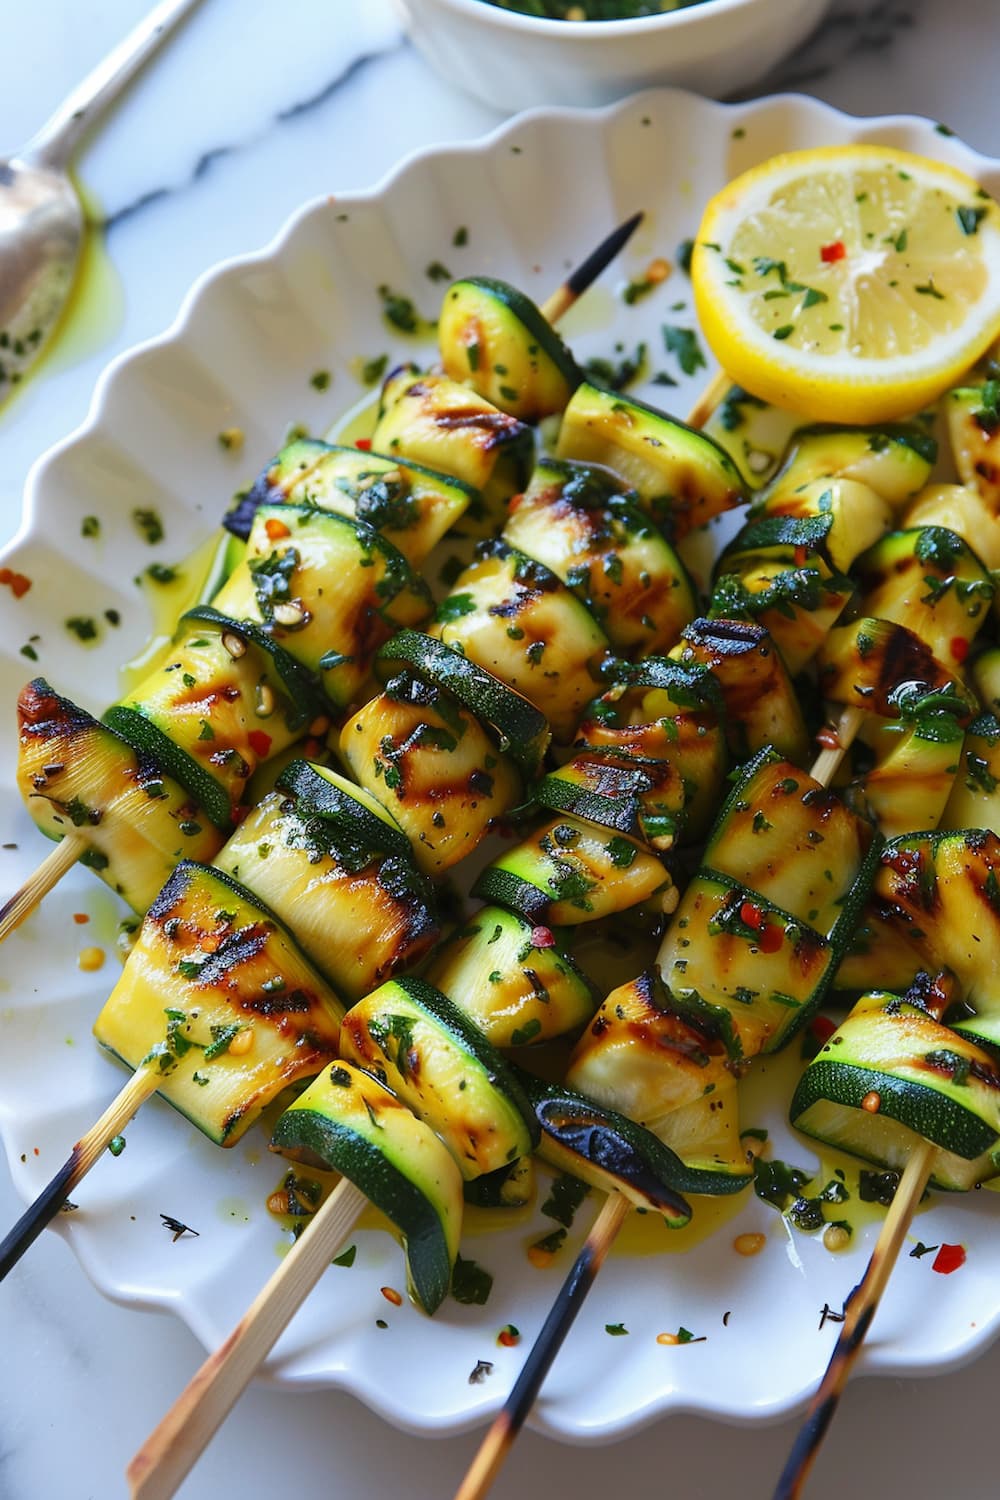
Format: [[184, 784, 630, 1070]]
[[450, 398, 984, 1500]]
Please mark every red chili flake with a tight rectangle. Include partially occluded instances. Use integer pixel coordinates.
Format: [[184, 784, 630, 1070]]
[[759, 923, 784, 954], [248, 730, 272, 759], [381, 1285, 403, 1306], [739, 900, 764, 931], [531, 925, 555, 948], [231, 803, 249, 825], [820, 240, 846, 263], [497, 1324, 520, 1347], [816, 726, 841, 751], [861, 1090, 881, 1114], [264, 517, 291, 541], [793, 545, 809, 567], [810, 1014, 837, 1046], [950, 636, 969, 663], [72, 913, 90, 925], [932, 1243, 966, 1275], [0, 568, 32, 599], [355, 437, 372, 451]]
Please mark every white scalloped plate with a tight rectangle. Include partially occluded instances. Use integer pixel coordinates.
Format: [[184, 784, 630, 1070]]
[[2, 89, 999, 1442]]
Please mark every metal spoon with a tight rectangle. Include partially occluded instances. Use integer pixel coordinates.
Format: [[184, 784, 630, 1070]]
[[0, 0, 203, 399]]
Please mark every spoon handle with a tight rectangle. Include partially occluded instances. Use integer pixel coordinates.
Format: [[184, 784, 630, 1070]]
[[19, 0, 204, 172]]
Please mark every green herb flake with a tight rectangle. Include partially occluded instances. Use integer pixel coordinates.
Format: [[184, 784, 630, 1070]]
[[957, 204, 989, 236], [65, 616, 98, 643], [81, 515, 101, 539], [541, 1172, 590, 1229], [332, 1244, 357, 1267], [108, 1135, 126, 1157], [662, 323, 706, 378], [132, 507, 164, 545], [605, 1322, 629, 1336], [378, 283, 420, 334], [510, 1018, 542, 1047], [361, 353, 389, 386], [451, 1253, 494, 1305], [310, 369, 331, 392], [452, 226, 469, 248]]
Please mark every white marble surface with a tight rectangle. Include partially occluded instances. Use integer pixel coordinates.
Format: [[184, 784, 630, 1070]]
[[3, 1, 1000, 1496]]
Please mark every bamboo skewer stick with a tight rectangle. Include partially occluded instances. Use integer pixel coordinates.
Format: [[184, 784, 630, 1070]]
[[0, 1064, 158, 1279], [127, 1177, 367, 1500], [0, 833, 84, 943], [772, 1139, 935, 1500], [0, 216, 646, 954]]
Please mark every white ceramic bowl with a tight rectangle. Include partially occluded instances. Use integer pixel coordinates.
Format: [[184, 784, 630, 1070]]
[[395, 0, 831, 110]]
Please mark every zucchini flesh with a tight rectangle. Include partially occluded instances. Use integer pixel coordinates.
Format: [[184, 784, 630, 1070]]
[[846, 711, 965, 838], [751, 475, 893, 574], [555, 382, 745, 539], [871, 830, 1000, 1052], [431, 541, 609, 743], [339, 977, 539, 1179], [372, 365, 530, 502], [473, 814, 670, 927], [941, 713, 1000, 831], [339, 673, 521, 876], [94, 862, 344, 1145], [375, 629, 550, 778], [105, 618, 302, 830], [214, 792, 438, 1003], [212, 504, 431, 707], [853, 527, 994, 672], [567, 970, 734, 1135], [791, 993, 1000, 1191], [818, 618, 976, 723], [704, 747, 877, 943], [271, 1060, 462, 1314], [946, 387, 1000, 513], [834, 896, 934, 995], [670, 617, 810, 765], [236, 438, 475, 563], [904, 482, 1000, 571], [437, 277, 579, 421], [503, 459, 696, 654], [17, 679, 221, 913], [761, 424, 936, 509], [425, 905, 598, 1048], [512, 1065, 696, 1217]]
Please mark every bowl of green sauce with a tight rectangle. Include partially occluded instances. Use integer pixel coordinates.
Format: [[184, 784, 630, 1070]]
[[394, 0, 830, 110]]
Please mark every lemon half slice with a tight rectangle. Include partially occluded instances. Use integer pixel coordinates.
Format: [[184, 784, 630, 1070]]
[[692, 145, 1000, 423]]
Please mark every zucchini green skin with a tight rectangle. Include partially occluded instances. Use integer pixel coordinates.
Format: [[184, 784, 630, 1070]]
[[751, 475, 893, 575], [532, 751, 684, 849], [555, 381, 745, 540], [181, 605, 328, 727], [463, 1155, 535, 1209], [16, 679, 222, 913], [211, 504, 432, 707], [339, 671, 522, 876], [339, 977, 540, 1179], [426, 905, 598, 1048], [214, 790, 438, 1003], [271, 1060, 463, 1314], [375, 629, 550, 777], [512, 1064, 701, 1216], [233, 438, 476, 564], [94, 861, 345, 1146], [503, 459, 697, 655], [274, 760, 411, 860], [852, 527, 994, 673], [438, 277, 580, 421], [790, 993, 1000, 1191], [474, 814, 669, 927], [670, 617, 810, 765], [431, 539, 610, 744]]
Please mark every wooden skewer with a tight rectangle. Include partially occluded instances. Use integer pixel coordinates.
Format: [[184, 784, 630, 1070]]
[[452, 373, 881, 1497], [0, 1064, 158, 1279], [127, 1176, 366, 1500], [0, 215, 646, 957], [0, 833, 84, 943], [772, 1138, 935, 1500]]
